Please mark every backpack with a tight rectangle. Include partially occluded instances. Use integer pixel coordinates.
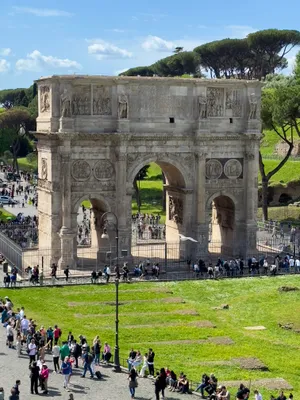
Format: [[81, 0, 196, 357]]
[[88, 353, 93, 363]]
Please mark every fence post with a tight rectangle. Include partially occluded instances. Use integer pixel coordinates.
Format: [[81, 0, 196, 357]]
[[164, 242, 167, 272]]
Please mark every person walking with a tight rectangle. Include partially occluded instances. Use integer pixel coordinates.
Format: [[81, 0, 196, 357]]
[[81, 349, 94, 378], [29, 361, 40, 395], [147, 348, 155, 377], [52, 343, 60, 373], [64, 266, 70, 282], [61, 356, 72, 391], [54, 325, 62, 345], [12, 380, 20, 400], [128, 367, 138, 399], [139, 353, 148, 377]]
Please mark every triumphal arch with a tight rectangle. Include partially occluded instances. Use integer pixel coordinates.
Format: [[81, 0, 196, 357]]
[[35, 75, 262, 268]]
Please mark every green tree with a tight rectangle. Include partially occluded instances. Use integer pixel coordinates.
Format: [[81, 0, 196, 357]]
[[152, 51, 201, 77], [133, 165, 150, 212], [173, 47, 184, 54], [259, 84, 300, 220], [120, 66, 154, 76], [0, 109, 34, 172], [294, 51, 300, 82]]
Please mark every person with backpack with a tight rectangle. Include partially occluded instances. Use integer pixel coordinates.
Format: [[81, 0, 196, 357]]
[[81, 348, 94, 379]]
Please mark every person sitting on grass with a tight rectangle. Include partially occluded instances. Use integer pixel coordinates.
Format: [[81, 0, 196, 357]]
[[167, 370, 177, 392], [217, 385, 230, 400], [177, 374, 189, 394], [196, 373, 210, 397], [236, 384, 250, 400]]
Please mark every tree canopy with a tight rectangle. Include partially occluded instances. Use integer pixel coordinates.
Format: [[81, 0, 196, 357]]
[[121, 29, 300, 79]]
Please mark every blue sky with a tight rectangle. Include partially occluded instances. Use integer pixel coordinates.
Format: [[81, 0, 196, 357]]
[[0, 0, 299, 89]]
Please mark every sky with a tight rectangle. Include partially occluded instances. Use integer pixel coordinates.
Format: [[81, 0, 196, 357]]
[[0, 0, 299, 89]]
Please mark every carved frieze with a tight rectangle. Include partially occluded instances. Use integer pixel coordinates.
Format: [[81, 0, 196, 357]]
[[226, 89, 242, 117], [206, 158, 244, 180], [207, 87, 224, 117], [93, 160, 115, 180], [224, 159, 243, 179], [249, 93, 258, 120], [40, 86, 50, 114], [71, 181, 115, 191], [72, 160, 91, 181], [206, 159, 223, 180], [60, 89, 72, 117], [118, 94, 128, 119], [72, 86, 91, 116], [41, 158, 48, 180], [169, 196, 183, 224], [198, 95, 207, 119], [93, 85, 112, 115]]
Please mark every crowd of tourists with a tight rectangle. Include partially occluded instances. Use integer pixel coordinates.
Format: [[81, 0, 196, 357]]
[[192, 254, 300, 278], [132, 212, 166, 241], [0, 214, 38, 248], [0, 296, 296, 399]]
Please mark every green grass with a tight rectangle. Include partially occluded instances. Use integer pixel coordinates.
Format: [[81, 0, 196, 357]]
[[258, 159, 300, 185], [260, 129, 284, 156], [3, 276, 300, 397], [257, 206, 300, 223], [0, 208, 16, 221], [18, 157, 38, 172]]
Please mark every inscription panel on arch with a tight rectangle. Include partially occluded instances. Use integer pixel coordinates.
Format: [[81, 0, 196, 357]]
[[205, 158, 243, 180]]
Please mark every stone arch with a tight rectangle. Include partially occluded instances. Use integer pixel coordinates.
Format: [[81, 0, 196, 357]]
[[72, 193, 111, 214], [206, 191, 237, 256], [127, 153, 193, 189]]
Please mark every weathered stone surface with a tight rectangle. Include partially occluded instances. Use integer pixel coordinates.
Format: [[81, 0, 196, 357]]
[[35, 75, 262, 268]]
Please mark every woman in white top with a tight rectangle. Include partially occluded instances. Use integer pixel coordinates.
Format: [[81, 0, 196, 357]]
[[28, 338, 37, 364]]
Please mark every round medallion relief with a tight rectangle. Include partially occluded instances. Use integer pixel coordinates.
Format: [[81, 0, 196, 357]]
[[72, 160, 91, 181], [224, 159, 242, 179], [93, 160, 115, 180], [205, 159, 223, 180]]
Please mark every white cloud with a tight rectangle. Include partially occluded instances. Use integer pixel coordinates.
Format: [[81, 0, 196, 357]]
[[16, 50, 82, 72], [12, 6, 73, 17], [0, 48, 12, 56], [109, 29, 126, 33], [142, 35, 175, 52], [88, 40, 132, 60], [0, 59, 10, 73], [226, 25, 256, 38]]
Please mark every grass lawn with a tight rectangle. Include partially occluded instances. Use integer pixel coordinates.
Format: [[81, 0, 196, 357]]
[[0, 208, 16, 222], [18, 157, 38, 172], [2, 276, 300, 397], [258, 160, 300, 185], [257, 206, 300, 223]]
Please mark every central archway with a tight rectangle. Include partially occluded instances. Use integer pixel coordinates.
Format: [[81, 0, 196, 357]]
[[128, 156, 192, 266]]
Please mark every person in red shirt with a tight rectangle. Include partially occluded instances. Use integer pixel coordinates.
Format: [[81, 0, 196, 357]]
[[40, 364, 49, 394], [54, 325, 62, 345]]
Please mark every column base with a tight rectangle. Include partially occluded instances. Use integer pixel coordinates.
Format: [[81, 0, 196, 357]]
[[58, 226, 77, 269]]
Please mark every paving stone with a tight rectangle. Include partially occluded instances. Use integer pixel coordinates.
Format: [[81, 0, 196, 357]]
[[0, 333, 198, 400]]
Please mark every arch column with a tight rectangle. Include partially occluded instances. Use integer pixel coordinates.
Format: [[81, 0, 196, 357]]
[[58, 148, 77, 269], [196, 153, 209, 259]]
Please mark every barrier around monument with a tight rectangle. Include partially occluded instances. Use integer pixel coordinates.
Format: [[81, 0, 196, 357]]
[[0, 232, 23, 274]]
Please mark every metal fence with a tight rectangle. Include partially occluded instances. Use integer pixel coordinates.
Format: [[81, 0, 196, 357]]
[[0, 231, 23, 273]]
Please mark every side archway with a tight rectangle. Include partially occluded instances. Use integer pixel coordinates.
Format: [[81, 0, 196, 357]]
[[206, 192, 237, 257]]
